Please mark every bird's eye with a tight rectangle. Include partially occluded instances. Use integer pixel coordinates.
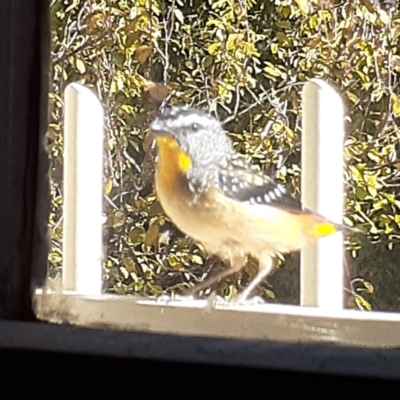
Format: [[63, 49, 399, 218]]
[[191, 123, 199, 131]]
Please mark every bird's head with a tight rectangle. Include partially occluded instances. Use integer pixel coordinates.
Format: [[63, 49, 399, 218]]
[[149, 106, 233, 174]]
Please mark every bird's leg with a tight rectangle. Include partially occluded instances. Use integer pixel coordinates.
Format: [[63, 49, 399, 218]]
[[184, 254, 247, 297], [234, 253, 274, 304]]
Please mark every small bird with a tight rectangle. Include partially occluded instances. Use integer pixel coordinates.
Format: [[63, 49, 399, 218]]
[[149, 105, 349, 302]]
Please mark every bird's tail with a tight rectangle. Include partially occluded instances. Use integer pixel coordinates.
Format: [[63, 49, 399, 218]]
[[332, 221, 363, 235]]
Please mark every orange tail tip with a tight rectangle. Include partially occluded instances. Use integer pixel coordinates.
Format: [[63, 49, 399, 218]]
[[313, 222, 338, 237]]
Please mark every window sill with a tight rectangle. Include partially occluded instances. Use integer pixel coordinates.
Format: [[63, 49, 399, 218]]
[[28, 290, 400, 380]]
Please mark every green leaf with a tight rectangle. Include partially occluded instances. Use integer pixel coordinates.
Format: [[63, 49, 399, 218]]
[[355, 295, 372, 311], [122, 258, 136, 273], [295, 0, 309, 14], [191, 254, 203, 265], [75, 59, 86, 74], [174, 9, 184, 23], [356, 187, 368, 200], [263, 62, 287, 79], [391, 93, 400, 117], [145, 222, 159, 247], [129, 226, 145, 244], [167, 254, 182, 269]]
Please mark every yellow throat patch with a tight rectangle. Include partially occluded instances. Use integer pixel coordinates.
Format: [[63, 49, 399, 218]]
[[155, 136, 192, 188]]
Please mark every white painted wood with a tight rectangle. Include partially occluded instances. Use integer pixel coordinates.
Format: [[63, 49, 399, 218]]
[[62, 83, 104, 295], [301, 79, 345, 309], [34, 291, 400, 349]]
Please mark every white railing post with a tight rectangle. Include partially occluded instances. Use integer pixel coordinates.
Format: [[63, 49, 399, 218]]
[[62, 83, 104, 295], [300, 79, 345, 309]]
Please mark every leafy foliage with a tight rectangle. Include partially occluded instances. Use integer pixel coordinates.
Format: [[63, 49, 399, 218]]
[[48, 0, 400, 310]]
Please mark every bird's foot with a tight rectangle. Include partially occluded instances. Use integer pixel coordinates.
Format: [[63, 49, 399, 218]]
[[156, 293, 195, 304], [231, 294, 266, 306]]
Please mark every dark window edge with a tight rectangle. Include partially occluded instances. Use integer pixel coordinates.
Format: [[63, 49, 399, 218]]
[[0, 0, 50, 319], [1, 319, 400, 381]]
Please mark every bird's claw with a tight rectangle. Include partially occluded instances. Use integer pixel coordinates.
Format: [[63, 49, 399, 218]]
[[231, 295, 266, 306]]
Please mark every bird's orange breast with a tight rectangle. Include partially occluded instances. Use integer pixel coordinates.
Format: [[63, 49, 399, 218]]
[[154, 136, 192, 196]]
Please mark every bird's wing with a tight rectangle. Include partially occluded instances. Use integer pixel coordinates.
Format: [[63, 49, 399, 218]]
[[217, 155, 308, 214], [216, 156, 358, 234]]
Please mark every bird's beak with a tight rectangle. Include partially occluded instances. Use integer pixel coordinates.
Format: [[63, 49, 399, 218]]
[[143, 121, 173, 152], [149, 120, 168, 134]]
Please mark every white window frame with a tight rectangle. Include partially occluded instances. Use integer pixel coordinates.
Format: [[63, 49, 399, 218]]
[[34, 80, 400, 349]]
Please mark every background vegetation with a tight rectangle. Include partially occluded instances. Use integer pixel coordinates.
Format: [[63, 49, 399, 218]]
[[48, 0, 400, 310]]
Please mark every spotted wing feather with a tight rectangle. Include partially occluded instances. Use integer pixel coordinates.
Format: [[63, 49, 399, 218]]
[[217, 157, 307, 214]]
